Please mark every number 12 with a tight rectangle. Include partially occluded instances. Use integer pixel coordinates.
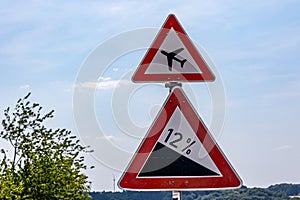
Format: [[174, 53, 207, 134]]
[[164, 128, 183, 148]]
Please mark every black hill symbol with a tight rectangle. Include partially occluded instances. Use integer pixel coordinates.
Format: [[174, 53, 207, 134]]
[[138, 142, 220, 177], [161, 48, 187, 71]]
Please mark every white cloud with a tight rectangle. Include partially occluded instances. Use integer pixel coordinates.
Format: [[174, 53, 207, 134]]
[[74, 77, 131, 90], [110, 5, 122, 15], [98, 79, 131, 90], [19, 84, 30, 89], [98, 77, 111, 81], [274, 145, 292, 151], [96, 136, 114, 141], [97, 80, 120, 90]]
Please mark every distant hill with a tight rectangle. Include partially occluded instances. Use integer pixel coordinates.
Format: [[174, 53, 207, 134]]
[[90, 183, 300, 200], [268, 183, 300, 196]]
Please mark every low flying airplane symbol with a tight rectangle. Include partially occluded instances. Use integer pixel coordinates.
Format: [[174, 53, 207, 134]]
[[161, 48, 187, 71]]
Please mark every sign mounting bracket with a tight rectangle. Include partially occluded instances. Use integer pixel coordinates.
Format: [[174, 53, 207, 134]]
[[165, 81, 182, 93]]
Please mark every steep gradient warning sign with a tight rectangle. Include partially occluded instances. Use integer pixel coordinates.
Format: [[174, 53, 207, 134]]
[[118, 87, 242, 190]]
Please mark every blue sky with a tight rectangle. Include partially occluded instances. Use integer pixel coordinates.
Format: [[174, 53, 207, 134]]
[[1, 0, 300, 191]]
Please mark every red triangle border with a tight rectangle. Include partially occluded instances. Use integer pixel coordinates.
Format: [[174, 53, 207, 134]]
[[132, 14, 215, 82]]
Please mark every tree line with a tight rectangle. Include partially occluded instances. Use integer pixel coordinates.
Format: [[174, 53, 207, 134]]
[[90, 184, 300, 200]]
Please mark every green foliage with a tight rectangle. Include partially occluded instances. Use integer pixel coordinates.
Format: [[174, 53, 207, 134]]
[[0, 93, 92, 199]]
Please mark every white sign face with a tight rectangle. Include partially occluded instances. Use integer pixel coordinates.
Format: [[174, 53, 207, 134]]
[[145, 28, 202, 74], [157, 107, 220, 175]]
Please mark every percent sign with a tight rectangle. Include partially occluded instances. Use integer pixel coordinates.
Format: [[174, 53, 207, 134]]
[[164, 128, 196, 155], [182, 138, 196, 155]]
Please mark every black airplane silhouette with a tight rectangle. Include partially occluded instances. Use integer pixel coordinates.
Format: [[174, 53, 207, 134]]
[[161, 48, 187, 71]]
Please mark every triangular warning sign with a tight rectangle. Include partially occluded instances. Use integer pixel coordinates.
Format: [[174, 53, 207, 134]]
[[132, 14, 215, 82], [118, 87, 242, 190]]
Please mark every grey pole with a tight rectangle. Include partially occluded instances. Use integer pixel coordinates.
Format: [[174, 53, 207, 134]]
[[172, 191, 182, 200]]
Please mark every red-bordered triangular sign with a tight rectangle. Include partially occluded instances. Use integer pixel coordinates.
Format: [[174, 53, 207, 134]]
[[132, 14, 215, 82], [118, 87, 242, 190]]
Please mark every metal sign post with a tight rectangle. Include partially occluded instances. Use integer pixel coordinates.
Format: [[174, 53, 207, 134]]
[[172, 191, 182, 200]]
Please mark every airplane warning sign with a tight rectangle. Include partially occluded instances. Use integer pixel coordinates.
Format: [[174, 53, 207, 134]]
[[132, 14, 215, 82], [118, 87, 242, 190]]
